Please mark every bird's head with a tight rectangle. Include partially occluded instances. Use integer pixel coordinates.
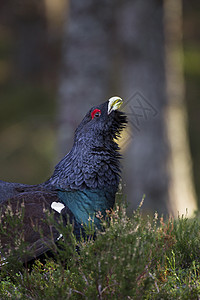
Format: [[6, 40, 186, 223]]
[[48, 97, 127, 191], [74, 97, 127, 147]]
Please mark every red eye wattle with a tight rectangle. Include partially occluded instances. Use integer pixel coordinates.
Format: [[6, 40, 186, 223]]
[[91, 109, 101, 119]]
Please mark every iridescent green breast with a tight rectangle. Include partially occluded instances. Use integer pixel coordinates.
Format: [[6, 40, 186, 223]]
[[58, 189, 116, 228]]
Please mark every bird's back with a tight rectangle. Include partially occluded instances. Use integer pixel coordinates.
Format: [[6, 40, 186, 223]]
[[0, 180, 50, 203], [0, 180, 29, 203]]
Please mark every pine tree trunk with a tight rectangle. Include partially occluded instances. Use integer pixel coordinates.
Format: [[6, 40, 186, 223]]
[[116, 0, 170, 214], [13, 1, 47, 81], [57, 0, 116, 157], [164, 0, 197, 216]]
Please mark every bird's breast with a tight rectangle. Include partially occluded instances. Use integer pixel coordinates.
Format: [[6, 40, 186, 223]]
[[58, 189, 116, 228]]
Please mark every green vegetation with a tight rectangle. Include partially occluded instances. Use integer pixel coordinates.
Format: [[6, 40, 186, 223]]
[[1, 197, 200, 299]]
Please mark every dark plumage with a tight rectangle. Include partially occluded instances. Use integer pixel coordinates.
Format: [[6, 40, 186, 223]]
[[0, 97, 127, 263]]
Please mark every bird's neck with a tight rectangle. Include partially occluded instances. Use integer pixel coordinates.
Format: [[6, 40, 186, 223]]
[[47, 140, 121, 191]]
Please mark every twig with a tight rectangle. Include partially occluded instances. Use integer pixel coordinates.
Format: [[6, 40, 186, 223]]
[[148, 272, 160, 293]]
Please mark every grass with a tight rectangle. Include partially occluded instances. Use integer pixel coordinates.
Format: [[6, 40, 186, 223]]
[[1, 197, 200, 299]]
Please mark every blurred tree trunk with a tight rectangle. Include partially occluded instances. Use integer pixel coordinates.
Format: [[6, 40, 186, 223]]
[[57, 0, 116, 157], [12, 1, 47, 81], [164, 0, 197, 216], [57, 0, 197, 216], [117, 1, 170, 214], [11, 0, 64, 83]]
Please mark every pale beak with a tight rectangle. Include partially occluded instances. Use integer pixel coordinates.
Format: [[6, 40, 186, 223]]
[[107, 96, 123, 114]]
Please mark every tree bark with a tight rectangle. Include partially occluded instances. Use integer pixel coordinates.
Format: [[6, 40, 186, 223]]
[[12, 1, 47, 81], [116, 0, 170, 214], [164, 0, 197, 216], [57, 0, 116, 157]]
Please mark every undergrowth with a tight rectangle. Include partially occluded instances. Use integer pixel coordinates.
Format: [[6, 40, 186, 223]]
[[1, 197, 200, 299]]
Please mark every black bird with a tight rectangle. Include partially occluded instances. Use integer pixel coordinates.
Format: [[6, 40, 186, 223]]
[[0, 97, 127, 263]]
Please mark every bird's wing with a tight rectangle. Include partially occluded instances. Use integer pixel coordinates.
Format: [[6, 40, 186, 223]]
[[0, 190, 65, 263]]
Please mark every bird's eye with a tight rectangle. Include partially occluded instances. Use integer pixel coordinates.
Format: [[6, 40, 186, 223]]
[[91, 109, 101, 120], [95, 112, 100, 117]]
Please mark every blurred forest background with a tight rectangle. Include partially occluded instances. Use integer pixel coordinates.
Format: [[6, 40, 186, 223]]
[[0, 0, 199, 216]]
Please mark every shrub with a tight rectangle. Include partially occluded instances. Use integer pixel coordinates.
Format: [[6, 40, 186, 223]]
[[1, 198, 200, 299]]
